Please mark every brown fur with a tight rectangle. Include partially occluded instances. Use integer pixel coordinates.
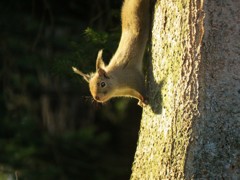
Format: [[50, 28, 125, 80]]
[[73, 0, 150, 106]]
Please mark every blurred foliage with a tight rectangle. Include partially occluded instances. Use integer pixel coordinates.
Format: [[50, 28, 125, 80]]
[[0, 0, 142, 179]]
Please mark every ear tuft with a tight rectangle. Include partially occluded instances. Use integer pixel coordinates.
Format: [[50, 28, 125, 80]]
[[96, 49, 106, 70], [72, 66, 91, 82]]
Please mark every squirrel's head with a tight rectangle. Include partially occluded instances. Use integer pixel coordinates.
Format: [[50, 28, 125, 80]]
[[72, 50, 114, 103]]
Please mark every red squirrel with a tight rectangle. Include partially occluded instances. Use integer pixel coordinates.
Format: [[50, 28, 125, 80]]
[[72, 0, 150, 106]]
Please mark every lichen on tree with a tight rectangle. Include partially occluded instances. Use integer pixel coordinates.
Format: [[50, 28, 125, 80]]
[[131, 0, 240, 179]]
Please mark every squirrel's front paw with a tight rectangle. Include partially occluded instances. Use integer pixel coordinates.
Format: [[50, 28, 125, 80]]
[[137, 98, 148, 107]]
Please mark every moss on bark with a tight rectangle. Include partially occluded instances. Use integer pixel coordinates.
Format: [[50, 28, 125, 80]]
[[130, 0, 240, 179]]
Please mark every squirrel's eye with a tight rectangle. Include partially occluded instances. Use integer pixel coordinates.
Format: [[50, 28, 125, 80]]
[[100, 82, 106, 88]]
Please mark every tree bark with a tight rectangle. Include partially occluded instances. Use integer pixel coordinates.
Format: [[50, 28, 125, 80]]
[[131, 0, 240, 179]]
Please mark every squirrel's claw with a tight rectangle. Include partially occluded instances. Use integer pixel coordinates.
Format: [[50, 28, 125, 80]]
[[138, 97, 148, 107]]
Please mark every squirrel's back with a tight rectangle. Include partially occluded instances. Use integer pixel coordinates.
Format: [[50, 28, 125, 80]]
[[121, 0, 150, 38], [107, 0, 150, 71]]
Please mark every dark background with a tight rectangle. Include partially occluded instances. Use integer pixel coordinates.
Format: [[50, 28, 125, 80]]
[[0, 0, 142, 179]]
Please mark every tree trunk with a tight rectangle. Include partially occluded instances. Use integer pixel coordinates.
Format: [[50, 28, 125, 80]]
[[131, 0, 240, 179]]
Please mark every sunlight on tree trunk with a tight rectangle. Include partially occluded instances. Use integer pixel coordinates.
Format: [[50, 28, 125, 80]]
[[131, 0, 240, 179]]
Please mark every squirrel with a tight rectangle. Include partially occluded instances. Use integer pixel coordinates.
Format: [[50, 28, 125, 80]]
[[72, 0, 150, 107]]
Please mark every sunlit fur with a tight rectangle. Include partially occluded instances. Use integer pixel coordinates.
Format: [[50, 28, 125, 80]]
[[73, 0, 149, 106]]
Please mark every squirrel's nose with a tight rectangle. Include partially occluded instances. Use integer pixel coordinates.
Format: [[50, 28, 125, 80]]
[[95, 96, 100, 101]]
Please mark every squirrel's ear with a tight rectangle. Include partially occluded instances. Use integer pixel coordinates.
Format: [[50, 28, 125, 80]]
[[98, 68, 110, 79], [96, 49, 105, 70], [72, 67, 91, 82]]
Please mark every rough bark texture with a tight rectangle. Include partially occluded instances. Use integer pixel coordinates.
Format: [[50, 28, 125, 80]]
[[185, 0, 240, 178], [131, 0, 240, 179]]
